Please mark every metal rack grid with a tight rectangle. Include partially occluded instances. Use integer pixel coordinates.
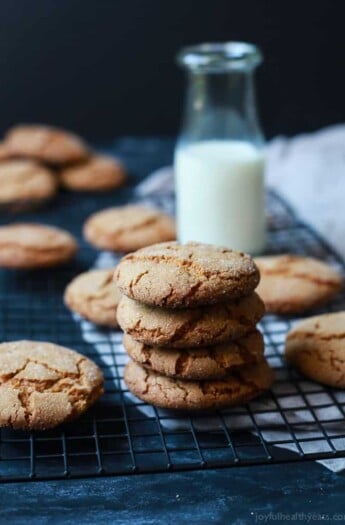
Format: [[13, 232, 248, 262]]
[[1, 162, 345, 482]]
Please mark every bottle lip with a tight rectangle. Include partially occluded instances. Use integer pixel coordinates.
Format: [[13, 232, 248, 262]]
[[177, 42, 263, 72]]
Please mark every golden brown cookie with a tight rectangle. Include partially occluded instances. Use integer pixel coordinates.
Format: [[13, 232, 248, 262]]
[[84, 205, 176, 252], [0, 160, 57, 210], [123, 330, 264, 380], [124, 359, 274, 410], [0, 223, 78, 268], [3, 124, 89, 166], [0, 142, 11, 161], [115, 242, 260, 308], [64, 269, 122, 328], [118, 293, 264, 348], [286, 312, 345, 387], [255, 254, 342, 314], [60, 154, 127, 192], [0, 340, 104, 430]]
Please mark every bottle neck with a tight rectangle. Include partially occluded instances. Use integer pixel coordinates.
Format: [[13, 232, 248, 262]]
[[180, 69, 264, 147]]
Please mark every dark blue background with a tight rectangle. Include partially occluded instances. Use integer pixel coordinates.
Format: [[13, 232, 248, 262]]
[[0, 0, 344, 140]]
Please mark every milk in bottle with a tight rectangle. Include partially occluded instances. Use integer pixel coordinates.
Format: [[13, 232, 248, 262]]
[[175, 140, 265, 252], [175, 42, 266, 254]]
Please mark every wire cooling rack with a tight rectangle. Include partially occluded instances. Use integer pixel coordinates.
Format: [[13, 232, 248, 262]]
[[1, 141, 345, 482]]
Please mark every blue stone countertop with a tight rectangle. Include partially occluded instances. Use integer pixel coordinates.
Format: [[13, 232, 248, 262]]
[[2, 462, 345, 524]]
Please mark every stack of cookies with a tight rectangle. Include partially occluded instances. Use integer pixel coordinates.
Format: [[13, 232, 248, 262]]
[[115, 242, 274, 411]]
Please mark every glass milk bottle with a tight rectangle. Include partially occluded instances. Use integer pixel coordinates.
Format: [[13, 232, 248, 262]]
[[174, 42, 266, 254]]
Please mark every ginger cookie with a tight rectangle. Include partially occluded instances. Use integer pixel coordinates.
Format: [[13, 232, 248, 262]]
[[84, 205, 176, 252], [60, 154, 127, 192], [115, 242, 260, 308], [123, 330, 264, 380], [0, 223, 78, 268], [0, 340, 104, 430], [64, 269, 122, 328], [286, 312, 345, 387], [0, 160, 57, 210], [0, 142, 11, 161], [124, 359, 274, 410], [117, 293, 264, 348], [255, 254, 342, 314], [3, 124, 89, 166]]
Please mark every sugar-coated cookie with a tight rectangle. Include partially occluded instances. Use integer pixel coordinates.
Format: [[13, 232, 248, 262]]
[[84, 206, 176, 252], [60, 154, 126, 192], [3, 124, 89, 166], [0, 223, 78, 268], [123, 330, 264, 380], [0, 340, 103, 430], [115, 242, 260, 308], [286, 312, 345, 387], [124, 359, 274, 410], [255, 254, 342, 314], [117, 293, 264, 348], [64, 269, 122, 328], [0, 160, 57, 210]]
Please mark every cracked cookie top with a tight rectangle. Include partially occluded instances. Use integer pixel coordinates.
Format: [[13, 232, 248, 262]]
[[115, 242, 260, 308], [123, 330, 264, 380], [286, 312, 345, 387], [3, 125, 89, 166], [60, 154, 126, 192], [117, 293, 264, 348], [64, 269, 122, 328], [0, 223, 78, 268], [0, 160, 57, 204], [0, 340, 104, 430], [124, 359, 274, 410], [255, 254, 343, 314], [84, 205, 176, 252]]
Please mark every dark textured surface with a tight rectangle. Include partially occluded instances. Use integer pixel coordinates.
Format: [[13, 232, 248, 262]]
[[1, 462, 345, 524]]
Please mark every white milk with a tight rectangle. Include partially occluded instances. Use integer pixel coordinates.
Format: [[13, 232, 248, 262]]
[[174, 140, 266, 254]]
